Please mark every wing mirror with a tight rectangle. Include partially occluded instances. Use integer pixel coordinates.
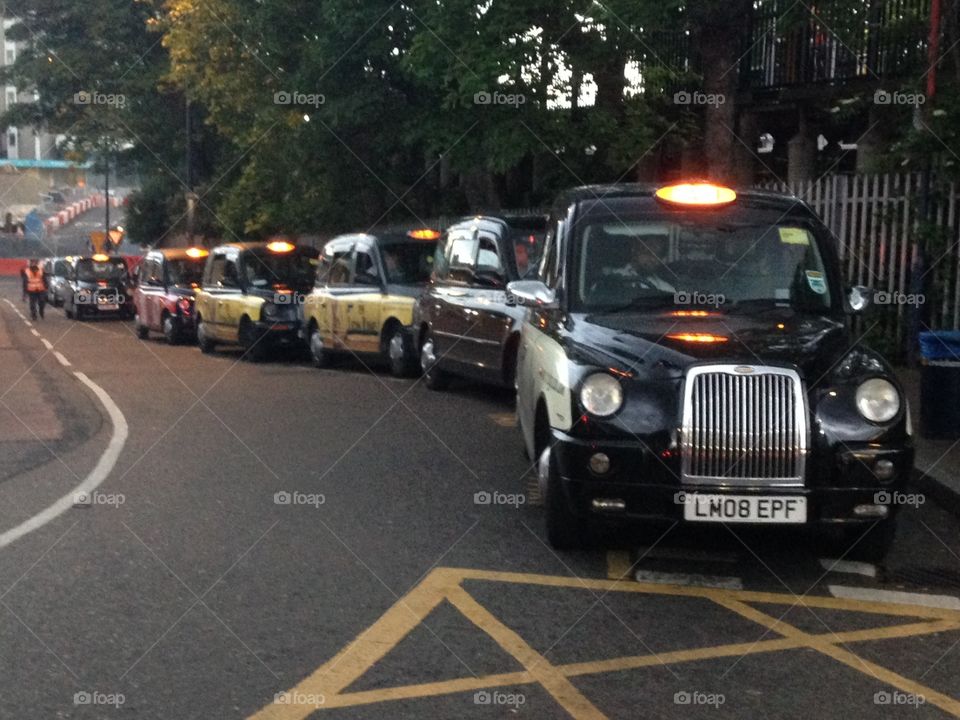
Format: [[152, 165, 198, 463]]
[[507, 280, 557, 308], [847, 285, 873, 315]]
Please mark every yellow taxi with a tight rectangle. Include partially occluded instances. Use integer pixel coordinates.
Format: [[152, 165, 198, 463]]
[[194, 240, 319, 361], [302, 229, 439, 376]]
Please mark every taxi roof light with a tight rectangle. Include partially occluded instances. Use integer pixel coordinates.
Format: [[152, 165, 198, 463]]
[[655, 183, 737, 207], [667, 332, 729, 344], [266, 240, 295, 253], [408, 228, 441, 241], [185, 247, 209, 259], [91, 253, 110, 262]]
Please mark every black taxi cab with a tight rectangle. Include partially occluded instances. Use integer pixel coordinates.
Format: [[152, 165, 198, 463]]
[[194, 240, 319, 360], [510, 182, 913, 559], [415, 214, 546, 390], [62, 254, 135, 320], [302, 229, 439, 376]]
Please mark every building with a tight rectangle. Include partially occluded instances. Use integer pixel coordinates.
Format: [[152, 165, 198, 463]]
[[1, 16, 58, 161]]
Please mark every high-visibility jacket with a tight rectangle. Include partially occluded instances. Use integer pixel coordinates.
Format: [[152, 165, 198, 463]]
[[25, 267, 45, 293]]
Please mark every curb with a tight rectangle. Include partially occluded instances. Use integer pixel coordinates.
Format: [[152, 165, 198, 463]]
[[911, 469, 960, 518]]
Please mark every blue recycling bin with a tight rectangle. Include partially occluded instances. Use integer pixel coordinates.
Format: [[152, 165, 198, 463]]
[[919, 331, 960, 439]]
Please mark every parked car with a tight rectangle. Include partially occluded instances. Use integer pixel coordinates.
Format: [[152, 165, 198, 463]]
[[61, 254, 135, 320], [302, 229, 439, 376], [133, 247, 208, 344], [43, 256, 72, 307], [510, 182, 913, 559], [194, 240, 319, 360], [415, 215, 546, 390]]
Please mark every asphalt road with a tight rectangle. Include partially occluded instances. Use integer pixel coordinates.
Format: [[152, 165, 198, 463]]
[[1, 277, 959, 719]]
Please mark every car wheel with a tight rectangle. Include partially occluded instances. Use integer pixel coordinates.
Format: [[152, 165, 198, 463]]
[[542, 446, 587, 550], [309, 325, 331, 368], [239, 318, 267, 362], [387, 326, 415, 377], [163, 314, 182, 345], [420, 332, 449, 390], [134, 314, 149, 339], [197, 318, 216, 354], [65, 305, 74, 319]]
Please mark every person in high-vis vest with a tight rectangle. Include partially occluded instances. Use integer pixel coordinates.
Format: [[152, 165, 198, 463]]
[[23, 258, 47, 320]]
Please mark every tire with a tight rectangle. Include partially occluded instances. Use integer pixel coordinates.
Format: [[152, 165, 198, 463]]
[[542, 446, 587, 550], [420, 332, 449, 390], [239, 318, 267, 362], [134, 314, 149, 339], [197, 318, 216, 354], [65, 305, 74, 319], [162, 314, 182, 345], [386, 325, 415, 377], [309, 324, 331, 368]]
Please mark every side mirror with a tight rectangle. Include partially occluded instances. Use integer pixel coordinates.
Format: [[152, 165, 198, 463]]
[[507, 280, 557, 308], [847, 285, 872, 315]]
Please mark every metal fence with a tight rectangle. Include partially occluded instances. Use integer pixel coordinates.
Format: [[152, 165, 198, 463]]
[[758, 173, 960, 354]]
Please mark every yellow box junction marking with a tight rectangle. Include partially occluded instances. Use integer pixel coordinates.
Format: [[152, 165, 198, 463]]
[[251, 567, 960, 719]]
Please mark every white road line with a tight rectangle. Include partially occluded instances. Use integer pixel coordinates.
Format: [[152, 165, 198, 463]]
[[828, 585, 960, 611], [40, 338, 53, 350], [29, 329, 40, 337], [24, 320, 32, 327], [635, 569, 744, 590], [0, 371, 128, 550], [819, 558, 877, 578], [53, 351, 71, 367]]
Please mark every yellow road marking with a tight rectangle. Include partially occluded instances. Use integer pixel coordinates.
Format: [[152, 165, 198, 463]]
[[605, 550, 633, 580], [250, 567, 960, 719], [712, 595, 960, 718], [488, 412, 517, 428], [447, 585, 606, 719]]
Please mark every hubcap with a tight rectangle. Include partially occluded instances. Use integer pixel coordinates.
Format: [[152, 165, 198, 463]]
[[164, 317, 173, 336], [537, 447, 551, 499], [310, 330, 324, 360], [389, 333, 405, 363], [420, 338, 436, 371]]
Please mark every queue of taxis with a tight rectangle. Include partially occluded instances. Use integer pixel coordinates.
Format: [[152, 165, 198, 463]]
[[194, 240, 319, 360], [133, 247, 208, 344], [302, 229, 439, 376], [507, 182, 913, 559]]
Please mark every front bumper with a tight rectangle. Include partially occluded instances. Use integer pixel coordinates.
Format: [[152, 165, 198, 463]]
[[253, 319, 304, 347], [549, 429, 914, 527]]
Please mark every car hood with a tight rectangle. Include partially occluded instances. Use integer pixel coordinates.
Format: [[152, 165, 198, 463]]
[[569, 311, 851, 381]]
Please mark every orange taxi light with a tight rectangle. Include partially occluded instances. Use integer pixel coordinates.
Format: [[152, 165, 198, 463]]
[[92, 253, 110, 262], [655, 183, 737, 207], [408, 228, 441, 240], [266, 241, 295, 253], [668, 310, 715, 318], [667, 332, 729, 344], [185, 247, 208, 259]]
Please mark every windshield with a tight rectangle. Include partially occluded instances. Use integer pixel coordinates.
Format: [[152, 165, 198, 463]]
[[167, 258, 205, 287], [241, 250, 317, 289], [76, 258, 128, 283], [572, 214, 834, 314], [510, 230, 545, 278], [381, 242, 436, 284]]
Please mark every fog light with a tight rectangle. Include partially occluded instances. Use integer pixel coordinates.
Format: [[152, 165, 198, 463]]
[[853, 504, 890, 519], [592, 498, 626, 512], [589, 453, 611, 475], [874, 459, 895, 481]]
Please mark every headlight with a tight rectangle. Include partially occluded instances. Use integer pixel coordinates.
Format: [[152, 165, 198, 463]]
[[261, 301, 279, 320], [580, 373, 623, 417], [855, 378, 901, 423]]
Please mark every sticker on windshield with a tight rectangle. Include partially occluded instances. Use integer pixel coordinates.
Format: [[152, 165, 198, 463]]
[[779, 227, 810, 245], [806, 270, 827, 294]]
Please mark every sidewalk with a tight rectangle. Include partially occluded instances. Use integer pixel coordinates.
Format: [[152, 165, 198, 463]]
[[897, 366, 960, 515]]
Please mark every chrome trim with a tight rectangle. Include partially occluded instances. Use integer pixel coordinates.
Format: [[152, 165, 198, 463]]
[[680, 365, 808, 488]]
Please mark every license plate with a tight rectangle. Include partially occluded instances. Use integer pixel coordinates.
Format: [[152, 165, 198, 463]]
[[684, 494, 807, 524], [98, 303, 119, 312]]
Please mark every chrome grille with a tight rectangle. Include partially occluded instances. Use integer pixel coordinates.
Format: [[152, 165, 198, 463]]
[[680, 365, 807, 487]]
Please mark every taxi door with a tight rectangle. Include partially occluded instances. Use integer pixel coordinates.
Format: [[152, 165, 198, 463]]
[[428, 226, 477, 367], [307, 239, 354, 350], [136, 254, 165, 330], [344, 242, 384, 354]]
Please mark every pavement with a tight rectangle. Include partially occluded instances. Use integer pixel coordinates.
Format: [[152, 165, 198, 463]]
[[0, 278, 959, 719], [898, 367, 960, 515]]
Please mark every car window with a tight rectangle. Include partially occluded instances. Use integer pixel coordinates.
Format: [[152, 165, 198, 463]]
[[476, 233, 502, 274], [380, 242, 436, 284], [317, 244, 352, 286], [166, 258, 205, 287], [207, 254, 227, 287], [54, 260, 68, 276], [445, 229, 477, 283], [222, 258, 241, 288], [353, 249, 380, 285], [76, 258, 128, 283]]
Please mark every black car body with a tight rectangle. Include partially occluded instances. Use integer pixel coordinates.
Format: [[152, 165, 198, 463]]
[[62, 255, 135, 320], [415, 215, 546, 389], [510, 183, 913, 558]]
